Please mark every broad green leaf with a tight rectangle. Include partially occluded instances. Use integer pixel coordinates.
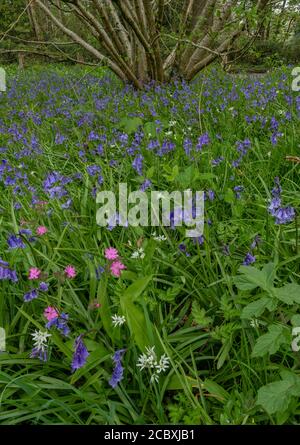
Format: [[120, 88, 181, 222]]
[[120, 298, 151, 352], [176, 166, 199, 188], [119, 117, 143, 134], [97, 274, 118, 342], [241, 296, 272, 319], [257, 371, 300, 415], [274, 283, 300, 305], [123, 275, 152, 302], [234, 262, 275, 292], [252, 324, 287, 357], [257, 380, 295, 415], [121, 276, 153, 351]]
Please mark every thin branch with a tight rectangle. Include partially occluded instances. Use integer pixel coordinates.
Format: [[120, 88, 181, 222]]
[[35, 0, 128, 83]]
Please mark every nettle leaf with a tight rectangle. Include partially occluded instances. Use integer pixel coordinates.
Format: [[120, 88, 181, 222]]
[[241, 296, 274, 319], [158, 283, 182, 302], [257, 371, 300, 415], [163, 165, 179, 182], [234, 262, 275, 291], [192, 301, 212, 327], [274, 283, 300, 305], [252, 324, 289, 357], [176, 165, 199, 188], [119, 117, 143, 134]]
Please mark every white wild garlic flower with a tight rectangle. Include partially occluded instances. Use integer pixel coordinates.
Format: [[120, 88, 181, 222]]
[[112, 314, 126, 327]]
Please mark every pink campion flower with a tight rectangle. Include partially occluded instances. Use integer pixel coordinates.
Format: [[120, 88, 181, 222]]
[[28, 267, 41, 280], [104, 247, 119, 260], [110, 260, 126, 277], [64, 265, 76, 278], [44, 306, 58, 321], [36, 226, 48, 236]]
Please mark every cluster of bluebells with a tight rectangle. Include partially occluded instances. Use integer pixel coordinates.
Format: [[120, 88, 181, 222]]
[[109, 349, 126, 388], [268, 177, 295, 224], [232, 139, 251, 168], [71, 335, 89, 371], [0, 258, 18, 282]]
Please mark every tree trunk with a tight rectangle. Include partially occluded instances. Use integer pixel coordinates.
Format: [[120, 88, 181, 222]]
[[19, 0, 271, 88]]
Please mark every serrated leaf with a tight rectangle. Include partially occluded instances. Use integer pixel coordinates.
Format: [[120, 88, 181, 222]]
[[241, 296, 271, 319], [192, 301, 212, 327], [257, 380, 294, 415], [252, 324, 287, 357], [119, 117, 143, 134], [176, 166, 199, 188], [274, 283, 300, 305], [257, 372, 300, 415], [158, 283, 182, 302], [234, 262, 275, 291]]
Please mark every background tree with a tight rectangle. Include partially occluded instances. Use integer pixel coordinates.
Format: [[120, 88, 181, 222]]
[[1, 0, 299, 85]]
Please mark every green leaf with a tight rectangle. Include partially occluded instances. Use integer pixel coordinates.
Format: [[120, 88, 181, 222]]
[[158, 283, 182, 302], [257, 371, 300, 415], [274, 283, 300, 305], [192, 301, 212, 327], [217, 339, 232, 369], [121, 276, 153, 351], [123, 276, 152, 302], [176, 166, 199, 188], [241, 296, 273, 319], [224, 188, 235, 204], [163, 165, 179, 182], [198, 173, 217, 181], [119, 117, 143, 134], [166, 374, 198, 390], [257, 380, 294, 415], [97, 274, 118, 342], [203, 379, 229, 403], [291, 314, 300, 326], [234, 262, 275, 291], [252, 324, 288, 357], [144, 121, 157, 138]]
